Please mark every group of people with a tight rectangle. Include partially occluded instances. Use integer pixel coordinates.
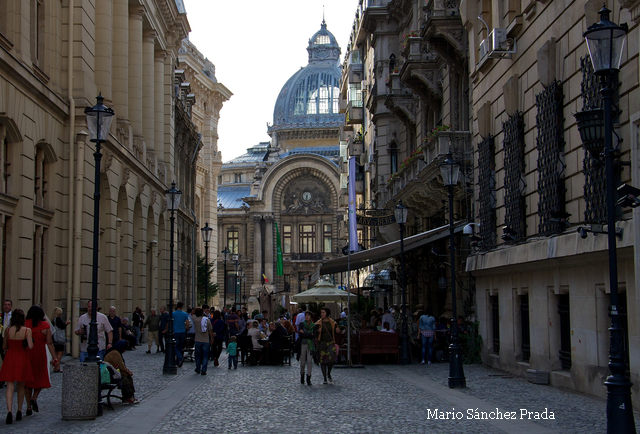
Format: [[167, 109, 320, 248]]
[[0, 301, 61, 424]]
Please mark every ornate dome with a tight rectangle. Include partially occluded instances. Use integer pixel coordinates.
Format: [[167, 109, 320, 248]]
[[270, 21, 343, 133]]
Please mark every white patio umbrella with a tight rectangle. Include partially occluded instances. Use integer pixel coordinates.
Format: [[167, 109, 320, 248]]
[[292, 278, 357, 303]]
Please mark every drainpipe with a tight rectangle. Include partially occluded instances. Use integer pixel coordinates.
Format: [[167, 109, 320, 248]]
[[72, 132, 86, 358], [66, 0, 78, 357]]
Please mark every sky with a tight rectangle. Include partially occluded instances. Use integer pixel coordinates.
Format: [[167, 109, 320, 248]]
[[183, 0, 360, 162]]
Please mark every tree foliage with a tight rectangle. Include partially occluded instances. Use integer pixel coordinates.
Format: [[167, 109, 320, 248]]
[[197, 252, 218, 306]]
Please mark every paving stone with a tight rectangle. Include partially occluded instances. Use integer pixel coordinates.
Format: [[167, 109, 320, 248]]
[[0, 349, 638, 433]]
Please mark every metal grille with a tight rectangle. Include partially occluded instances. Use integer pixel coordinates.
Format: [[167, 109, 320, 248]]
[[580, 57, 607, 223], [580, 56, 602, 111], [536, 81, 566, 236], [491, 295, 500, 354], [478, 136, 496, 250], [558, 294, 571, 370], [521, 294, 530, 362], [502, 113, 526, 243]]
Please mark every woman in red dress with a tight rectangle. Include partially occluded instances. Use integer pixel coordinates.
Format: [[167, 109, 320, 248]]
[[24, 305, 56, 416], [0, 309, 34, 424]]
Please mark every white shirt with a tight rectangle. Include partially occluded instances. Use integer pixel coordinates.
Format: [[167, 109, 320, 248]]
[[75, 311, 113, 352], [2, 311, 11, 328], [381, 313, 396, 330]]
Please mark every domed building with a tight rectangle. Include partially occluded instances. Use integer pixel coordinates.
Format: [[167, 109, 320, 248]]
[[216, 21, 345, 315]]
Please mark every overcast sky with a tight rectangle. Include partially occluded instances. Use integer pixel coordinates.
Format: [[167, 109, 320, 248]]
[[183, 0, 360, 162]]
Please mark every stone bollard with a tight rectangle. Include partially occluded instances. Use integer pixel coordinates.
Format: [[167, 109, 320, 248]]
[[61, 363, 100, 420]]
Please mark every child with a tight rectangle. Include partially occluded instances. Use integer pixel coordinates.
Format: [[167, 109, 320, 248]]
[[226, 335, 238, 369]]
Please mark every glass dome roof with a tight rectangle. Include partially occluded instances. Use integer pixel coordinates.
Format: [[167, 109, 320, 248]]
[[270, 21, 343, 133]]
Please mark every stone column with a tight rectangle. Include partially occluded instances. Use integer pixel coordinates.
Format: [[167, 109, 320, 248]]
[[252, 215, 263, 283], [143, 30, 156, 171], [128, 6, 144, 153], [115, 218, 122, 311], [264, 215, 274, 284], [154, 51, 166, 178], [112, 0, 129, 121], [95, 0, 113, 103]]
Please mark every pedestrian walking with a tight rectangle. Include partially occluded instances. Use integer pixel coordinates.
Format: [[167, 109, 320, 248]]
[[172, 302, 189, 367], [143, 308, 161, 353], [131, 307, 144, 346], [0, 309, 33, 424], [298, 311, 316, 386], [74, 300, 113, 362], [418, 307, 436, 364], [210, 310, 225, 366], [192, 308, 213, 375], [226, 335, 238, 369], [50, 307, 70, 373], [24, 305, 57, 416], [158, 306, 169, 353], [315, 307, 341, 384]]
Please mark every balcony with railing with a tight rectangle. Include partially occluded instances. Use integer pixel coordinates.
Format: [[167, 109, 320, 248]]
[[290, 252, 323, 261], [422, 0, 465, 65], [346, 100, 364, 124]]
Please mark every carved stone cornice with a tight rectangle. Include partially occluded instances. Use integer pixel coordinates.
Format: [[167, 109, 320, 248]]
[[421, 8, 467, 66], [384, 94, 416, 128], [400, 53, 443, 104], [251, 214, 263, 223]]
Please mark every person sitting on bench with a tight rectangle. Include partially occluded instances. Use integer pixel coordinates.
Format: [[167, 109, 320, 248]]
[[103, 340, 138, 404]]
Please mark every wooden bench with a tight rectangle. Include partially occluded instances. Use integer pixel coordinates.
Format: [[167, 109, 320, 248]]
[[359, 331, 400, 364], [336, 333, 360, 364]]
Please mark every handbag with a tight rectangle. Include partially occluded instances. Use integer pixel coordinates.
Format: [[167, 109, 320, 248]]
[[52, 324, 66, 344]]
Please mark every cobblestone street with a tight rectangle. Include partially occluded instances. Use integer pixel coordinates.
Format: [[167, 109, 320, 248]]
[[0, 347, 637, 434]]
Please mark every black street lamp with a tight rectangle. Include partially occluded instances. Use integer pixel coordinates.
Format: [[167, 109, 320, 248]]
[[583, 7, 635, 433], [163, 182, 182, 375], [440, 153, 466, 388], [233, 255, 241, 309], [201, 222, 213, 304], [394, 200, 411, 365], [221, 247, 229, 309], [84, 93, 114, 364]]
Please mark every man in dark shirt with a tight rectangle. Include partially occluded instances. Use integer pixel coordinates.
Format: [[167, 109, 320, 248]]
[[107, 306, 123, 343], [227, 307, 240, 338], [158, 306, 170, 353], [268, 321, 287, 365]]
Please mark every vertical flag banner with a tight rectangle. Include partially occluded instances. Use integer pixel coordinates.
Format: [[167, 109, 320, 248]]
[[348, 156, 359, 253], [275, 221, 284, 276]]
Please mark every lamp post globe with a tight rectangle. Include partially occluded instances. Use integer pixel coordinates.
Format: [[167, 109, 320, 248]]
[[583, 7, 635, 433], [84, 93, 114, 364], [439, 153, 466, 388], [201, 222, 213, 304], [394, 200, 411, 365], [163, 181, 181, 375]]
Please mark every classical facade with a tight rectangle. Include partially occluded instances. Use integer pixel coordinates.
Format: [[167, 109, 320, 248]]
[[335, 0, 640, 408], [462, 0, 640, 406], [217, 22, 343, 315], [0, 0, 229, 356], [329, 0, 474, 316]]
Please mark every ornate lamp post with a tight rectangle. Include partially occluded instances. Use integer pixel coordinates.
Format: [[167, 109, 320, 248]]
[[583, 7, 635, 432], [200, 222, 213, 304], [233, 255, 241, 309], [440, 153, 466, 388], [221, 247, 229, 309], [163, 182, 181, 375], [394, 200, 411, 365], [84, 93, 114, 363]]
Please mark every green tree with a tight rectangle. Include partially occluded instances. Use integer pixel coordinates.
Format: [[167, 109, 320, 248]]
[[197, 252, 218, 306]]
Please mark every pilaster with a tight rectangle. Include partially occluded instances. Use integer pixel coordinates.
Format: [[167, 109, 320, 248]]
[[112, 0, 129, 120], [143, 30, 156, 163], [95, 0, 113, 103], [128, 6, 144, 139], [252, 215, 263, 283]]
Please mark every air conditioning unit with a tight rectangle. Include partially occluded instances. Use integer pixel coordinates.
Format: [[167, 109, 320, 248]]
[[479, 28, 516, 60]]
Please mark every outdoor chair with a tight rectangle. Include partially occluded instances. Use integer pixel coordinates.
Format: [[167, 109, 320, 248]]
[[183, 336, 195, 362]]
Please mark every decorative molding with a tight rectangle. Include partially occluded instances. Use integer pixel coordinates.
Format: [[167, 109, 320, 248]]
[[121, 166, 131, 186], [101, 149, 114, 173]]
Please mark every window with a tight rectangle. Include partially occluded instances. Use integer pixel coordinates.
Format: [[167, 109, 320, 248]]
[[348, 83, 363, 108], [283, 225, 291, 253], [390, 145, 398, 174], [227, 230, 239, 254], [234, 173, 242, 183], [314, 34, 330, 45], [284, 274, 291, 292], [491, 295, 500, 354], [520, 294, 530, 362], [34, 145, 49, 208], [558, 294, 571, 370], [323, 224, 331, 253], [31, 0, 44, 66], [299, 224, 315, 253]]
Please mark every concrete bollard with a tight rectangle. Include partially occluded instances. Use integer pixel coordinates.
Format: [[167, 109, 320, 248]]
[[61, 363, 100, 420]]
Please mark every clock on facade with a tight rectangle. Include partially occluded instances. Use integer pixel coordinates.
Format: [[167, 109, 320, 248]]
[[302, 191, 312, 202]]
